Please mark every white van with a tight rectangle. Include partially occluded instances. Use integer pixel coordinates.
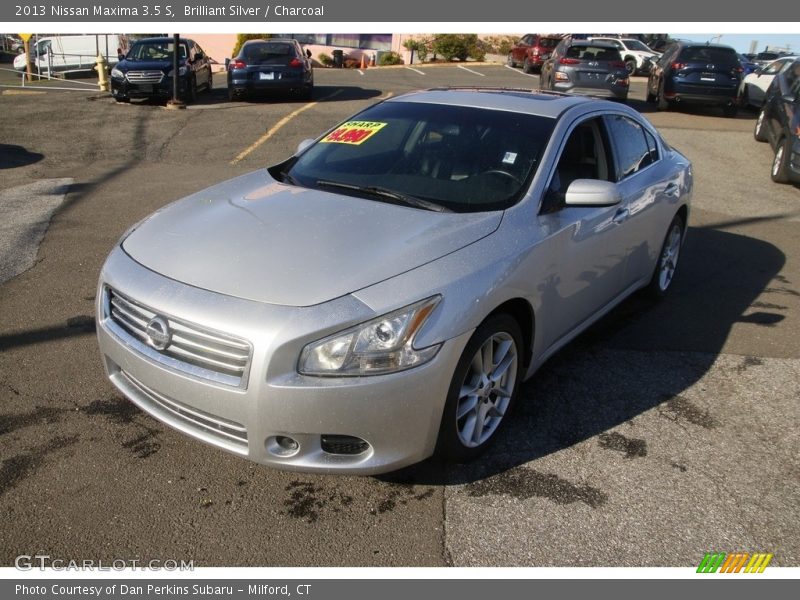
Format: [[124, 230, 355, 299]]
[[13, 34, 124, 75]]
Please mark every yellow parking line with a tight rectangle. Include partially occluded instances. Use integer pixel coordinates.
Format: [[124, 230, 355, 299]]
[[230, 90, 341, 165]]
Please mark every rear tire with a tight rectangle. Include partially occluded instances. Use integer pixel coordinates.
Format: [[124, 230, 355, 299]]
[[647, 214, 685, 298], [185, 76, 197, 103], [625, 58, 637, 75], [722, 104, 738, 118], [506, 53, 516, 68], [435, 314, 523, 463], [522, 57, 533, 74], [771, 137, 792, 184]]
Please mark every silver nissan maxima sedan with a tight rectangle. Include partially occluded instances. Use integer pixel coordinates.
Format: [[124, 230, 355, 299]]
[[97, 88, 692, 474]]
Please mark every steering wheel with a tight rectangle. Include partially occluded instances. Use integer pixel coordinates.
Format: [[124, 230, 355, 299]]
[[480, 169, 523, 185]]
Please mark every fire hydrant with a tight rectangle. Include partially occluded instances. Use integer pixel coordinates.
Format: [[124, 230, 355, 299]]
[[96, 53, 109, 92]]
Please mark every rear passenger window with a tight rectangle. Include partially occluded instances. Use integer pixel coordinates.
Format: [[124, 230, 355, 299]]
[[605, 116, 656, 179]]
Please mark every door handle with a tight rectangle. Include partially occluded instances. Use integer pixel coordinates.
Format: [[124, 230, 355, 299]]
[[612, 208, 629, 224], [664, 183, 679, 197]]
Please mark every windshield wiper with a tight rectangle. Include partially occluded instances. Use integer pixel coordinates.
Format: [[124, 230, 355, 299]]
[[281, 171, 301, 186], [315, 180, 451, 213]]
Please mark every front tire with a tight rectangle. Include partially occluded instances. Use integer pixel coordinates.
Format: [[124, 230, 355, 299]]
[[506, 53, 516, 68], [625, 58, 637, 75], [522, 57, 533, 74], [435, 314, 523, 463], [722, 104, 738, 118], [771, 137, 792, 184], [647, 214, 684, 298]]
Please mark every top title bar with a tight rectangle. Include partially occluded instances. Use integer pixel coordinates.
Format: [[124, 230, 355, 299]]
[[2, 0, 796, 23]]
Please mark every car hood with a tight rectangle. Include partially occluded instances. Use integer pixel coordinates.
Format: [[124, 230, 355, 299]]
[[122, 170, 502, 307]]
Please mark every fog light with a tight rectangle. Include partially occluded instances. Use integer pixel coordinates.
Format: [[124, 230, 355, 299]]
[[277, 436, 298, 451], [266, 435, 301, 457]]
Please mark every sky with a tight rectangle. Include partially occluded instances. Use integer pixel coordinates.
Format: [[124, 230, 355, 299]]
[[676, 34, 800, 54]]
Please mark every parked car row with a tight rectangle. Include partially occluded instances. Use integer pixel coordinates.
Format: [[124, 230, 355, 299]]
[[508, 33, 661, 76], [110, 37, 314, 104]]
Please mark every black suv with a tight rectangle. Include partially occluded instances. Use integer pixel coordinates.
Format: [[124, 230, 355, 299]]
[[647, 42, 743, 117], [754, 59, 800, 184], [111, 37, 213, 103]]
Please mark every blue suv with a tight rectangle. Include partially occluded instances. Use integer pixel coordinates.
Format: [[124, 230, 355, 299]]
[[647, 42, 743, 117]]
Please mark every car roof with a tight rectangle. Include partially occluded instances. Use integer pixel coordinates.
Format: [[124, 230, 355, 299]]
[[243, 38, 296, 45], [387, 88, 605, 118], [679, 42, 736, 50]]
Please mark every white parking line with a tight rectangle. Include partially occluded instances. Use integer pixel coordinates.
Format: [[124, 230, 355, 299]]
[[503, 64, 538, 78], [405, 66, 426, 75], [457, 65, 486, 77], [357, 69, 365, 76]]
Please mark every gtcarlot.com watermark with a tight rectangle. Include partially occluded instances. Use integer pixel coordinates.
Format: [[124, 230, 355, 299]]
[[15, 554, 194, 571]]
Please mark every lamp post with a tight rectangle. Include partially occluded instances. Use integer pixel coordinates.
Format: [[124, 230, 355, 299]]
[[166, 33, 186, 110]]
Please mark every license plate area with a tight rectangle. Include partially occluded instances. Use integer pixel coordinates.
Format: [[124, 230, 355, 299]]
[[700, 72, 716, 81], [136, 84, 153, 92], [259, 72, 276, 80]]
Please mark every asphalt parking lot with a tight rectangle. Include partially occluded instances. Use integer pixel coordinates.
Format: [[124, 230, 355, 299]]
[[0, 63, 798, 567]]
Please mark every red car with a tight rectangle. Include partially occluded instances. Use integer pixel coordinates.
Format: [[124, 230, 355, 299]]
[[507, 34, 564, 73]]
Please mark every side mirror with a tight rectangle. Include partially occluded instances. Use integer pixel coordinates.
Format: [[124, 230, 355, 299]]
[[224, 58, 230, 69], [306, 49, 312, 59], [195, 52, 204, 60], [296, 138, 315, 154], [755, 67, 763, 76], [117, 53, 125, 61], [564, 179, 621, 207]]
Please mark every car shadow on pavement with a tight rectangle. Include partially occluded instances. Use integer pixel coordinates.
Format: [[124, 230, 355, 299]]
[[382, 220, 786, 486], [0, 144, 43, 169]]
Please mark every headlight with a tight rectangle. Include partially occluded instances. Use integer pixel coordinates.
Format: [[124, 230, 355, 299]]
[[299, 296, 442, 376], [168, 66, 187, 77], [110, 67, 124, 80]]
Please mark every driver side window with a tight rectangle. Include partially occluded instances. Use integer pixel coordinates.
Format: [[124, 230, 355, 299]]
[[542, 118, 613, 213]]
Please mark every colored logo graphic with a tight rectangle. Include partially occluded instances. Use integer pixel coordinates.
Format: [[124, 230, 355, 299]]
[[697, 552, 773, 573]]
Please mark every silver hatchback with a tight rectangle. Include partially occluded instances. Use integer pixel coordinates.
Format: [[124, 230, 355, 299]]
[[97, 89, 691, 474]]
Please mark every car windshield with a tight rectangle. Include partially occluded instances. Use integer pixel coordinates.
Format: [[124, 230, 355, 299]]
[[127, 41, 187, 61], [282, 101, 555, 213], [622, 39, 651, 52], [242, 42, 297, 64]]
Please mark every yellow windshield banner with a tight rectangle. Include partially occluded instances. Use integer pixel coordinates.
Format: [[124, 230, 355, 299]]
[[321, 121, 387, 145]]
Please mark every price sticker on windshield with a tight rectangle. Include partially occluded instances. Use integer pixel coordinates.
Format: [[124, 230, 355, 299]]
[[321, 121, 387, 145]]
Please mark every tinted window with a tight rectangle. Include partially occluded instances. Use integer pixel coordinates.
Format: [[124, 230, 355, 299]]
[[605, 116, 654, 179], [242, 42, 297, 64], [285, 102, 556, 213], [622, 39, 651, 52], [566, 45, 622, 61], [544, 117, 613, 211], [679, 46, 738, 64], [538, 37, 561, 49]]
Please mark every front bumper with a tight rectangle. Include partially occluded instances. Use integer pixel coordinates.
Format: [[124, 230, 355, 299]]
[[96, 246, 468, 475], [111, 76, 188, 100], [553, 81, 629, 100], [227, 70, 311, 95]]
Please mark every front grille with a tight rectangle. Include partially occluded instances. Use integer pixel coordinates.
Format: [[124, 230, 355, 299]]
[[117, 369, 248, 452], [125, 70, 164, 84], [321, 435, 370, 456], [105, 288, 252, 388]]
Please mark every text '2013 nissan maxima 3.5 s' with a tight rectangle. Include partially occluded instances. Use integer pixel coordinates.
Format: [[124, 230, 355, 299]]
[[97, 89, 692, 475]]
